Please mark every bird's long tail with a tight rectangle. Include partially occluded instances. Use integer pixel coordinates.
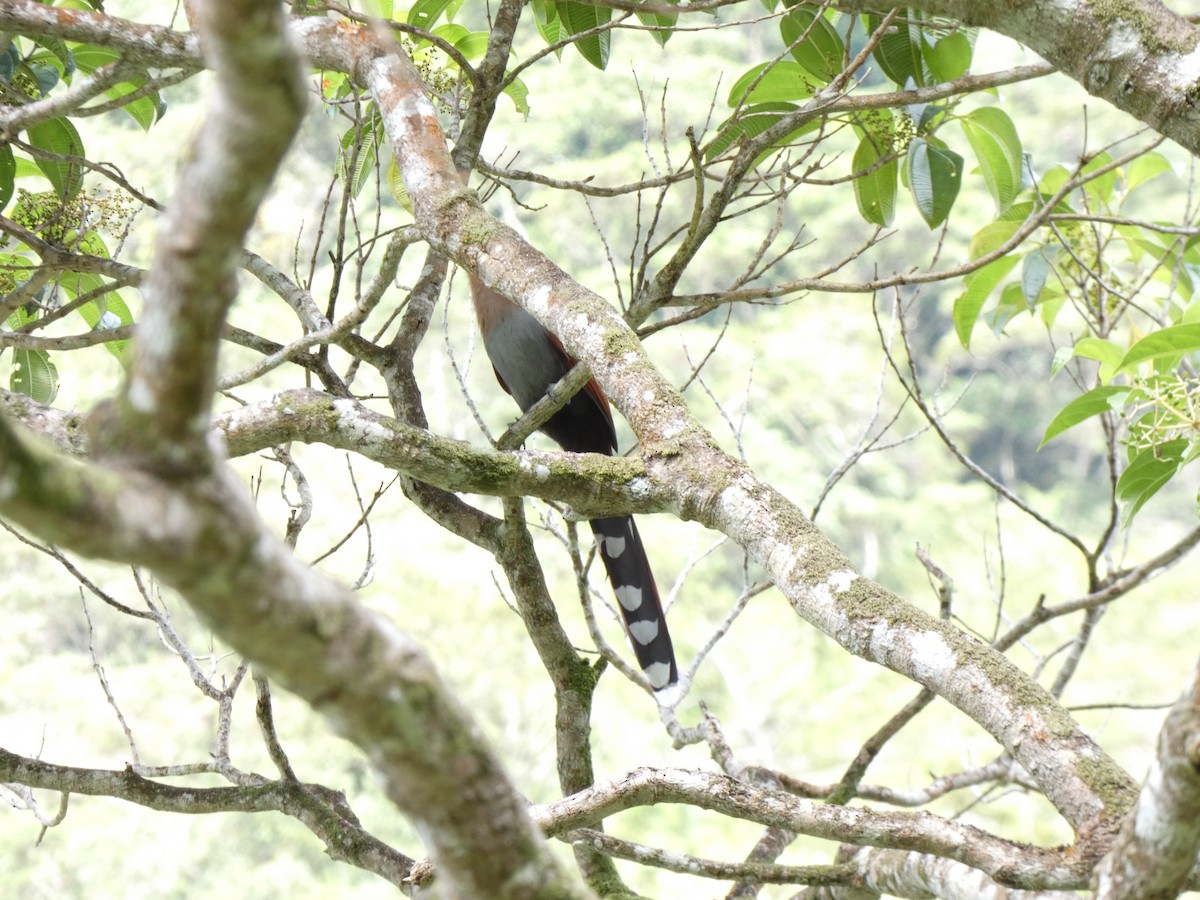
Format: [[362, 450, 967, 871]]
[[589, 516, 678, 690]]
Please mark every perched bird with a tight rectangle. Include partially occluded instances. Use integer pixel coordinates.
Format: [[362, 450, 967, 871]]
[[469, 276, 679, 690]]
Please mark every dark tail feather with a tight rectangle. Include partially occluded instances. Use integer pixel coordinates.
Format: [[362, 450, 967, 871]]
[[589, 516, 678, 690]]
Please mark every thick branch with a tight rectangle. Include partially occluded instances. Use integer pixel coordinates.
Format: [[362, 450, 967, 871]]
[[0, 408, 591, 900], [1095, 658, 1200, 899], [215, 388, 668, 517], [108, 0, 306, 472]]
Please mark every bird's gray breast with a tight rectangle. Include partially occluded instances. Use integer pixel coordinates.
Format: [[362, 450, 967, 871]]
[[483, 306, 571, 413]]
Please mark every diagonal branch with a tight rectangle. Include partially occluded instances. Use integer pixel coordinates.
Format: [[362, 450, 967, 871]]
[[105, 0, 306, 472], [1095, 656, 1200, 898]]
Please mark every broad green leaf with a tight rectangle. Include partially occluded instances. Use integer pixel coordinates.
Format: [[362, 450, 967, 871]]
[[408, 0, 455, 29], [453, 31, 490, 60], [636, 8, 678, 47], [991, 281, 1028, 333], [58, 243, 134, 363], [558, 0, 612, 70], [531, 0, 564, 51], [0, 44, 17, 82], [0, 143, 13, 213], [503, 77, 530, 117], [1116, 323, 1200, 373], [1038, 290, 1068, 328], [70, 44, 118, 73], [869, 14, 925, 86], [959, 107, 1022, 212], [28, 63, 60, 96], [30, 37, 75, 79], [905, 138, 962, 228], [952, 255, 1018, 347], [967, 219, 1020, 260], [1117, 438, 1189, 525], [851, 133, 897, 226], [340, 111, 382, 199], [1021, 247, 1054, 306], [430, 23, 470, 45], [727, 61, 816, 106], [1080, 151, 1116, 203], [10, 348, 59, 403], [922, 29, 972, 82], [780, 7, 844, 83], [1126, 151, 1173, 191], [708, 102, 796, 159], [1072, 336, 1125, 382], [1040, 385, 1135, 447], [104, 78, 161, 130], [386, 157, 413, 213], [706, 104, 818, 165], [1038, 164, 1071, 196], [26, 118, 85, 200]]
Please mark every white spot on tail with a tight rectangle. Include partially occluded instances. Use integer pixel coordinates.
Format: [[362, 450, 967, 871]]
[[603, 535, 626, 558], [644, 662, 672, 689], [615, 585, 643, 611], [629, 620, 659, 645]]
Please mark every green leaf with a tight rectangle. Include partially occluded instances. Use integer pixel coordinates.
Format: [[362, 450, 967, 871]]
[[104, 78, 162, 130], [558, 0, 612, 70], [1039, 385, 1135, 447], [531, 0, 564, 51], [967, 219, 1020, 260], [9, 348, 59, 403], [339, 110, 382, 199], [453, 31, 490, 60], [959, 107, 1022, 212], [429, 23, 470, 46], [503, 77, 530, 117], [851, 132, 897, 226], [1072, 336, 1125, 382], [726, 61, 816, 106], [780, 7, 844, 83], [636, 7, 678, 47], [0, 143, 14, 214], [922, 29, 972, 82], [408, 0, 455, 29], [1038, 164, 1071, 196], [906, 138, 962, 228], [1126, 151, 1173, 190], [69, 44, 118, 73], [28, 63, 60, 96], [31, 36, 76, 80], [1080, 151, 1116, 203], [60, 259, 134, 363], [1117, 438, 1189, 526], [869, 13, 925, 86], [706, 104, 817, 166], [990, 280, 1028, 333], [386, 157, 413, 213], [1021, 247, 1053, 306], [952, 255, 1018, 347], [1038, 291, 1068, 329], [1116, 324, 1200, 373], [25, 118, 85, 200]]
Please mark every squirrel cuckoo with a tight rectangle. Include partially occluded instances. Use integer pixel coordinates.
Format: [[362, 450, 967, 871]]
[[469, 277, 679, 690]]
